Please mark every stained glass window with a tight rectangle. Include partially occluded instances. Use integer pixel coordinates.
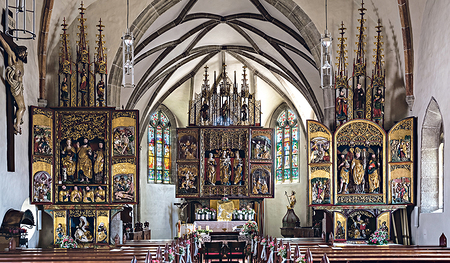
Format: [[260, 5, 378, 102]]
[[148, 111, 171, 183], [276, 109, 299, 183]]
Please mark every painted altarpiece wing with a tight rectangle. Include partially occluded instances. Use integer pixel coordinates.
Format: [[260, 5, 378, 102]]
[[388, 117, 416, 204], [307, 120, 332, 205], [53, 210, 67, 242], [250, 129, 273, 162], [377, 211, 390, 235], [95, 210, 110, 244], [334, 212, 347, 240], [177, 163, 200, 197], [177, 129, 199, 161], [30, 107, 54, 204], [249, 163, 273, 198], [334, 120, 386, 205], [111, 111, 139, 204]]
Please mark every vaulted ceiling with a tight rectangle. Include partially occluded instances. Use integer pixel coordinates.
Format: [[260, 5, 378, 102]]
[[120, 0, 322, 129]]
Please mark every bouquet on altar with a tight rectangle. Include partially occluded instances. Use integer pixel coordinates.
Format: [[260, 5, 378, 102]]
[[367, 229, 389, 245], [241, 221, 258, 236], [55, 235, 78, 248]]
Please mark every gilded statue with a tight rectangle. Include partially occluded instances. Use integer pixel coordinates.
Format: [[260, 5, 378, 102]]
[[77, 138, 93, 182], [367, 153, 380, 193], [338, 154, 350, 194], [93, 142, 105, 183], [233, 151, 243, 185], [351, 148, 365, 193], [58, 185, 70, 202], [61, 76, 69, 106], [94, 186, 106, 202], [83, 186, 94, 202], [97, 222, 108, 243], [220, 150, 232, 185], [61, 139, 77, 181], [70, 185, 82, 202], [0, 32, 27, 134], [207, 153, 217, 185], [285, 190, 296, 209]]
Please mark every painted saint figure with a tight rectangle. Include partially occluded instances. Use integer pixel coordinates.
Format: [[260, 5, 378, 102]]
[[97, 77, 105, 106], [0, 32, 28, 134], [77, 138, 93, 182], [220, 150, 232, 185], [233, 151, 243, 185], [373, 88, 384, 124], [207, 153, 217, 185], [200, 101, 209, 122], [351, 148, 365, 193], [367, 153, 380, 193], [336, 89, 348, 125], [93, 142, 105, 183], [61, 139, 77, 182], [354, 83, 365, 118], [61, 76, 69, 106], [338, 154, 350, 194]]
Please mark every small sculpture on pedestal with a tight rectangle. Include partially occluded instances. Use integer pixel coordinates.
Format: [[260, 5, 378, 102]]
[[281, 190, 300, 237]]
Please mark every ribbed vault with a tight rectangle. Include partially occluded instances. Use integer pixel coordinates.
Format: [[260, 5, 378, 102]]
[[108, 0, 323, 140]]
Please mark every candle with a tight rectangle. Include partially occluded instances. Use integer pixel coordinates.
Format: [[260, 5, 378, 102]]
[[206, 226, 209, 230]]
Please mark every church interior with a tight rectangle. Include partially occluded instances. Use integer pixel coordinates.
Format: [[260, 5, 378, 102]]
[[1, 0, 450, 262]]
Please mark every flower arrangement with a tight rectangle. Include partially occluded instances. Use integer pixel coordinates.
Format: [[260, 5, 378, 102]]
[[241, 221, 258, 236], [221, 196, 229, 202], [294, 255, 306, 263], [368, 229, 389, 245], [55, 235, 78, 248], [277, 245, 287, 259], [267, 240, 275, 251], [168, 248, 175, 263], [178, 246, 186, 256], [260, 237, 267, 246]]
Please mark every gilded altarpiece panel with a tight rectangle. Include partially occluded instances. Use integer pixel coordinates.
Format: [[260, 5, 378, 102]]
[[388, 117, 415, 204], [307, 121, 332, 205], [53, 210, 67, 242], [55, 109, 110, 205], [200, 128, 249, 198], [334, 212, 347, 240], [334, 120, 386, 205], [30, 107, 55, 204], [377, 211, 390, 236]]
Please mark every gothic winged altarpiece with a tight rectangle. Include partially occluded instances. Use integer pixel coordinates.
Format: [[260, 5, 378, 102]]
[[308, 1, 416, 242], [177, 66, 274, 200], [29, 3, 138, 247]]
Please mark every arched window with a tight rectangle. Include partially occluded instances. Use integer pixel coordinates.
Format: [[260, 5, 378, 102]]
[[148, 111, 171, 183], [421, 98, 443, 213], [275, 109, 299, 183]]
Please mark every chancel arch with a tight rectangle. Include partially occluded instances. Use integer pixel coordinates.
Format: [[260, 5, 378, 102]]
[[420, 97, 444, 213]]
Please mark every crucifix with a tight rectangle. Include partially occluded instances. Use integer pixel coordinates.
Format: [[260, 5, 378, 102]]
[[0, 31, 28, 171]]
